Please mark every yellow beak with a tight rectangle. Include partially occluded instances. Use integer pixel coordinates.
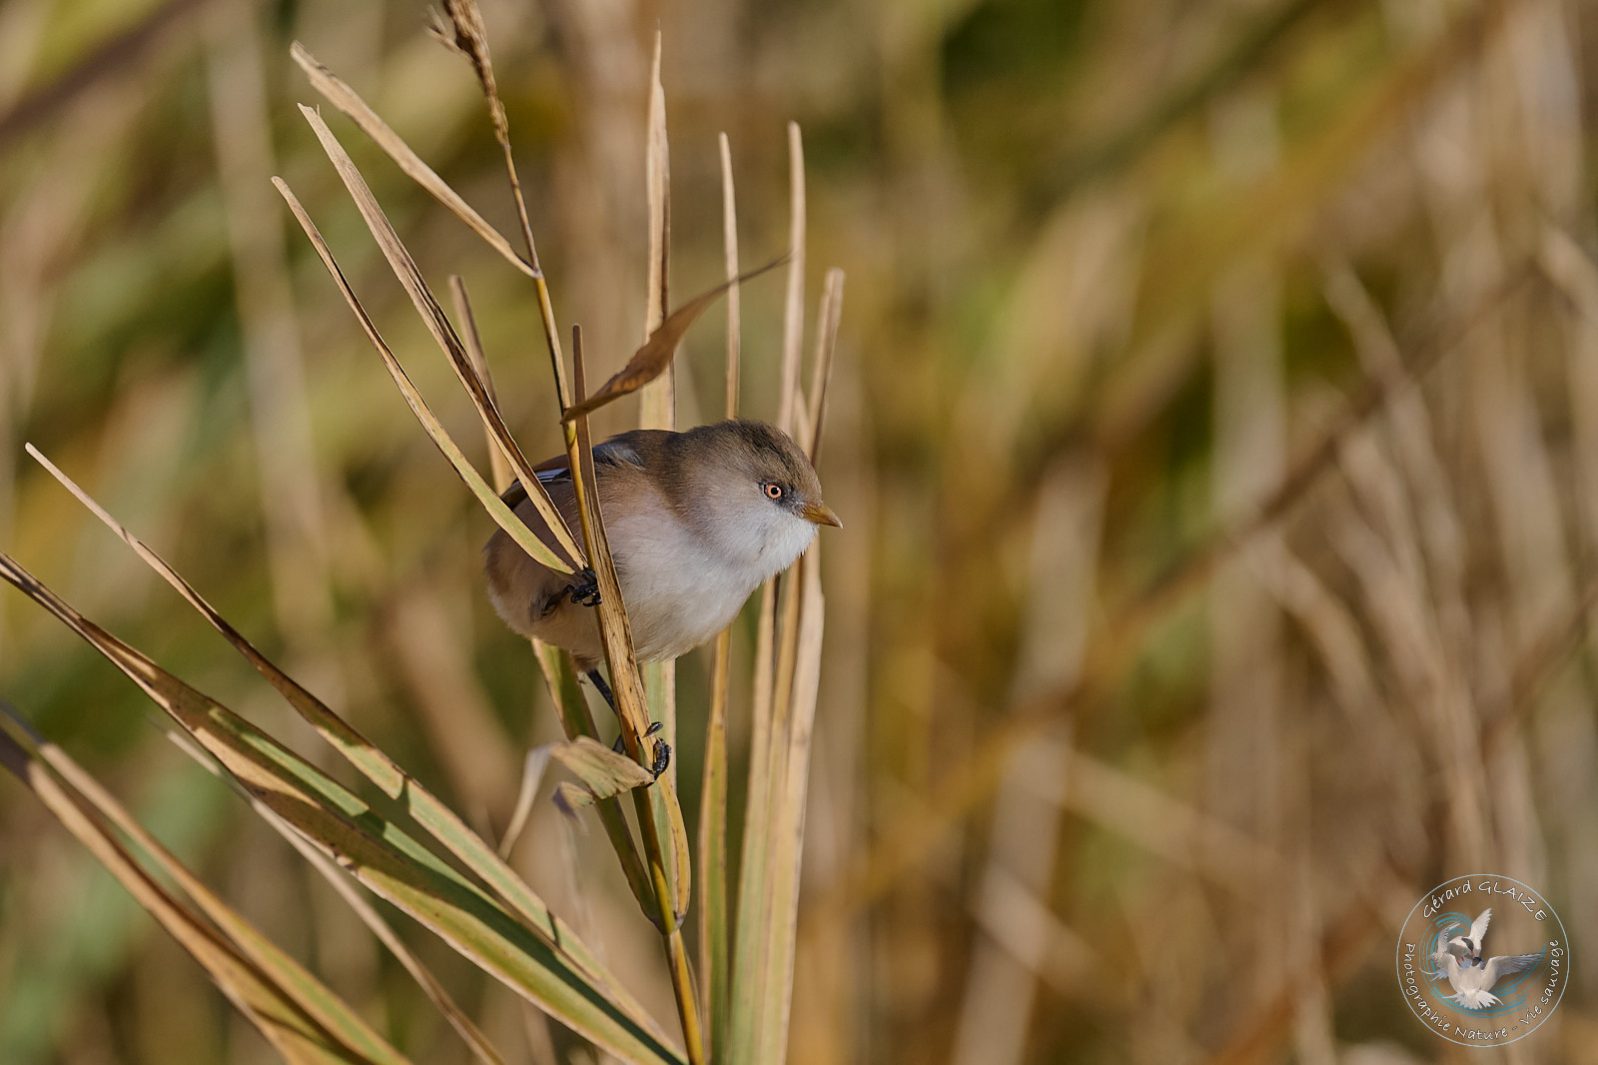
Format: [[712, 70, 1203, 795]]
[[801, 501, 843, 529]]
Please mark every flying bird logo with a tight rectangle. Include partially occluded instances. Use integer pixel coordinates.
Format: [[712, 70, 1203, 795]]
[[1425, 907, 1544, 1010], [1396, 873, 1570, 1047]]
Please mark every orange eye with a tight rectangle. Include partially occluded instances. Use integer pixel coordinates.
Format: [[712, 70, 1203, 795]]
[[763, 482, 784, 500]]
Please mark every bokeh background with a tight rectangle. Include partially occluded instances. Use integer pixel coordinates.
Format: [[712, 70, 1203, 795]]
[[2, 0, 1597, 1062]]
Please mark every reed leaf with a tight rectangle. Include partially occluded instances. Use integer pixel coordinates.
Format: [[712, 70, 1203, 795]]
[[271, 179, 571, 580], [698, 128, 742, 1057], [532, 639, 656, 912], [0, 552, 683, 1065], [550, 737, 654, 814], [23, 442, 613, 1006], [569, 328, 706, 1065], [294, 105, 585, 572], [560, 256, 787, 424], [0, 707, 409, 1065], [289, 43, 533, 278]]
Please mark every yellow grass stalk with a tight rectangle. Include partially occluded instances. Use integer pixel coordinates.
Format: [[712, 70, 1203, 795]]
[[568, 327, 705, 1064], [698, 128, 742, 1059], [729, 129, 840, 1061], [778, 123, 806, 435]]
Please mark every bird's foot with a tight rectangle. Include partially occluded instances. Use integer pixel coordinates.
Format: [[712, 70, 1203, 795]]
[[648, 736, 672, 780], [611, 721, 669, 780], [566, 568, 601, 607]]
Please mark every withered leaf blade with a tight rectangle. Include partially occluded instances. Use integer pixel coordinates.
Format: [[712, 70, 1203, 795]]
[[550, 737, 655, 815], [561, 254, 789, 423]]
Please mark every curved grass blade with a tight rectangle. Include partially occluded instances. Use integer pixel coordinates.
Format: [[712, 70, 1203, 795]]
[[292, 108, 585, 572], [271, 178, 572, 576], [550, 737, 653, 814], [289, 43, 534, 279], [568, 329, 705, 1064], [752, 551, 826, 1063], [729, 205, 840, 1060], [22, 444, 620, 1003], [532, 640, 655, 913], [560, 255, 788, 424], [0, 553, 684, 1065], [0, 707, 408, 1065]]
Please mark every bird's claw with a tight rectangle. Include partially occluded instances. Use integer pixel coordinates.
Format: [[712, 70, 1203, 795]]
[[648, 738, 672, 780], [611, 721, 669, 781], [566, 568, 601, 607]]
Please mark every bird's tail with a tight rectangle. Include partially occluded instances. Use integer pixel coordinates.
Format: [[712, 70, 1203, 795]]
[[1447, 989, 1502, 1010]]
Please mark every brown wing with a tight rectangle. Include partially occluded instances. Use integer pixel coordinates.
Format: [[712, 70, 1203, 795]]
[[498, 429, 672, 510]]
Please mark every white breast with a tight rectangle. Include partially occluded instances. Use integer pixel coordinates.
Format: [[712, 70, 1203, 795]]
[[608, 506, 752, 661], [606, 493, 815, 661]]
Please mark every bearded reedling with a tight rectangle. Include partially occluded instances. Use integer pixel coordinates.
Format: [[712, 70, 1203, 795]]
[[484, 419, 840, 773]]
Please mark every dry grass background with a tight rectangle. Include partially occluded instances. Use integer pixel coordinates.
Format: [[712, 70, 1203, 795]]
[[2, 0, 1598, 1062]]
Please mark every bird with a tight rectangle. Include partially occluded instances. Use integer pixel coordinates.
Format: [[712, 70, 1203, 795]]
[[483, 419, 839, 768], [1428, 907, 1543, 1009], [1443, 907, 1493, 969]]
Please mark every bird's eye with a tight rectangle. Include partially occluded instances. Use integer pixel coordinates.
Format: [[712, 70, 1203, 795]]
[[763, 482, 784, 501]]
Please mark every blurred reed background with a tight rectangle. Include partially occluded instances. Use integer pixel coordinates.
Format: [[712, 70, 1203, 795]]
[[2, 0, 1598, 1062]]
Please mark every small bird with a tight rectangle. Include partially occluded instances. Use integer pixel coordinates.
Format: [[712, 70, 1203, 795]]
[[484, 419, 839, 760], [1443, 908, 1493, 969], [1428, 907, 1543, 1009]]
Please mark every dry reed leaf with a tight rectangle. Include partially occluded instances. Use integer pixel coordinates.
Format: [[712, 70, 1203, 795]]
[[295, 106, 585, 571], [273, 178, 571, 578], [0, 706, 412, 1065], [31, 375, 639, 1011], [289, 42, 534, 277], [697, 129, 741, 1056], [265, 805, 509, 1065], [568, 327, 705, 1062], [155, 693, 507, 1065], [550, 737, 655, 814], [569, 327, 653, 744], [23, 443, 593, 982], [450, 275, 515, 494], [430, 0, 575, 420], [22, 463, 654, 1049], [532, 638, 654, 910], [728, 126, 815, 1052], [729, 572, 779, 1050], [804, 269, 845, 460], [719, 132, 742, 420], [428, 0, 541, 270], [754, 549, 826, 1063], [730, 203, 841, 1060], [662, 778, 692, 923], [699, 621, 733, 1047], [731, 564, 806, 1056], [499, 746, 552, 859], [571, 335, 694, 918], [633, 35, 687, 920], [560, 255, 787, 423], [779, 123, 806, 435], [639, 30, 673, 431], [0, 550, 684, 1063]]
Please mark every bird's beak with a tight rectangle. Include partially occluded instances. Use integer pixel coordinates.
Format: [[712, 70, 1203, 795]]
[[802, 500, 843, 528]]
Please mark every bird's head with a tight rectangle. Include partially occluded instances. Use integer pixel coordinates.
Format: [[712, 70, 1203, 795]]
[[678, 419, 840, 576]]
